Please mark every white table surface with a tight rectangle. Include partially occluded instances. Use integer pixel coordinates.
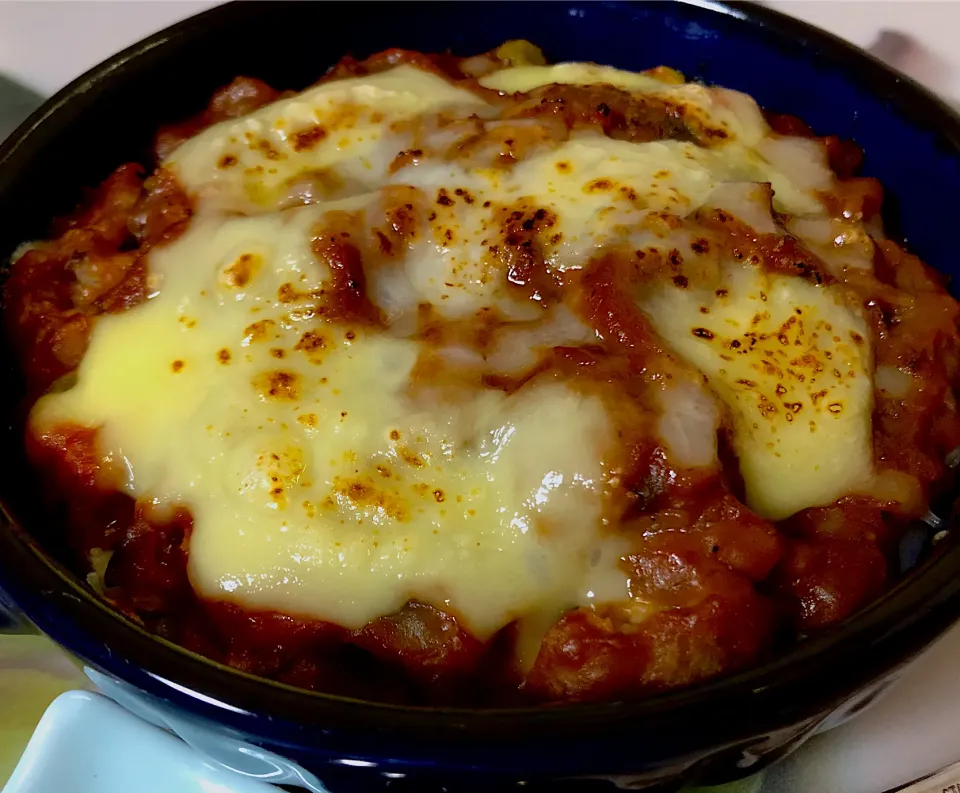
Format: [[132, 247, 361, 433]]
[[2, 3, 960, 792]]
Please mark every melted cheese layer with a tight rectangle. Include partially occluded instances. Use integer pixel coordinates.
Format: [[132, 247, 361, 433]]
[[167, 65, 491, 213], [33, 210, 626, 636], [31, 59, 886, 634]]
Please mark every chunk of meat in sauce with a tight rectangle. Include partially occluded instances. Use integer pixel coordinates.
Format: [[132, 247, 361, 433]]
[[204, 603, 346, 677], [628, 488, 784, 582], [4, 165, 192, 395], [525, 522, 776, 701], [4, 165, 145, 391], [865, 242, 960, 486], [106, 508, 193, 614], [5, 295, 91, 396], [787, 497, 897, 548], [49, 163, 143, 247], [774, 537, 887, 631], [25, 425, 136, 555], [350, 602, 487, 691], [129, 168, 195, 247], [526, 584, 774, 701], [773, 497, 898, 630], [27, 425, 107, 497]]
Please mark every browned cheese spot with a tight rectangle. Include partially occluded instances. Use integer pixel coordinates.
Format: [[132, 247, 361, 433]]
[[400, 448, 424, 468], [294, 330, 330, 364], [584, 178, 614, 193], [255, 138, 284, 160], [277, 282, 300, 304], [757, 395, 778, 418], [291, 125, 328, 152], [223, 253, 262, 289], [244, 319, 277, 343], [373, 190, 422, 256], [333, 475, 409, 521], [691, 238, 710, 254], [254, 370, 300, 401], [810, 389, 829, 406]]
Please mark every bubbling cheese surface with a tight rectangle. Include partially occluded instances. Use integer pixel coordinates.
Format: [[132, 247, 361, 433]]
[[31, 58, 889, 636]]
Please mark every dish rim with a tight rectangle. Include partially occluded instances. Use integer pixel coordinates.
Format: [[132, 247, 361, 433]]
[[1, 0, 960, 744]]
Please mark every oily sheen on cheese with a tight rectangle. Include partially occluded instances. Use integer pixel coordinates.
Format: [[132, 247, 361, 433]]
[[31, 59, 891, 638]]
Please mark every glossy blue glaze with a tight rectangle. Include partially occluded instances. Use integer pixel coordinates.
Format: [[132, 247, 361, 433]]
[[2, 2, 960, 791]]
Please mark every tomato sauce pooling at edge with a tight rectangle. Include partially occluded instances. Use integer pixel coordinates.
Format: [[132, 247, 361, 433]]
[[6, 41, 960, 706]]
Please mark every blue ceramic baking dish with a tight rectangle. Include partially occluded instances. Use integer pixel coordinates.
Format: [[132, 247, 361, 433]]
[[2, 2, 960, 791]]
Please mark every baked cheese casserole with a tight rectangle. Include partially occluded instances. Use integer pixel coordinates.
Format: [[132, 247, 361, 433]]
[[6, 42, 960, 705]]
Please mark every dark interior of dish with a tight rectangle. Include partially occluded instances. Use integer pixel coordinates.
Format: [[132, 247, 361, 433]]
[[1, 5, 960, 766]]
